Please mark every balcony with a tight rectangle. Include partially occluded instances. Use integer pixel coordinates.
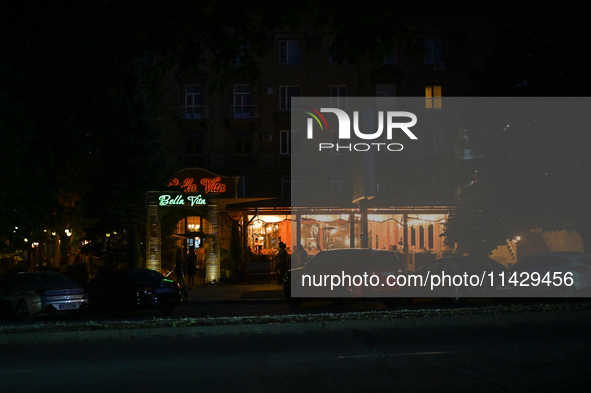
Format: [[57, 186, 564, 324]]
[[227, 105, 259, 119], [179, 155, 210, 167], [180, 105, 210, 120]]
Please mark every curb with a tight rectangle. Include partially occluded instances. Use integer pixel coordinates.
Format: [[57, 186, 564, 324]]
[[2, 308, 590, 345]]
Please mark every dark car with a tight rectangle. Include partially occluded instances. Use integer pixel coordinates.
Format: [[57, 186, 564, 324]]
[[0, 271, 88, 321], [406, 256, 508, 303], [87, 269, 182, 316], [508, 252, 591, 297], [284, 248, 405, 307]]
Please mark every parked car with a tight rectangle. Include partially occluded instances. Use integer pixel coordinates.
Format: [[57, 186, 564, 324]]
[[0, 271, 88, 321], [284, 248, 405, 307], [405, 256, 508, 303], [508, 252, 591, 297], [87, 269, 182, 316]]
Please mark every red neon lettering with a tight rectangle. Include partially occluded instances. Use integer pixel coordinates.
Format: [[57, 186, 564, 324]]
[[182, 178, 198, 192], [200, 177, 226, 193]]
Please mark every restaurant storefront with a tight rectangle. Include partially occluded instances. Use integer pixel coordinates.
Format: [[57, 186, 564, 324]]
[[146, 168, 239, 282], [227, 194, 455, 271], [146, 169, 456, 282]]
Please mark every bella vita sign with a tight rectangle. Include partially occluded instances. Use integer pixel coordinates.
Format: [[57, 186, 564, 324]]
[[159, 194, 207, 207], [304, 107, 418, 152]]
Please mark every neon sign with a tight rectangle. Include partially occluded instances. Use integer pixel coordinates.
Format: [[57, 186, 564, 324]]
[[168, 177, 227, 193], [159, 194, 207, 207]]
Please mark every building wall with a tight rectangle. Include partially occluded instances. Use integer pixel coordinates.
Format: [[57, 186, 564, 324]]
[[158, 12, 497, 201]]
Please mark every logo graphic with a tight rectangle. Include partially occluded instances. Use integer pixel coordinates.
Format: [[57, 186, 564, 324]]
[[304, 107, 418, 152], [303, 106, 329, 132]]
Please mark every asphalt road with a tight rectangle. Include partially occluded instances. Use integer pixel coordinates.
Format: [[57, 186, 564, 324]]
[[1, 319, 590, 392], [0, 296, 583, 326]]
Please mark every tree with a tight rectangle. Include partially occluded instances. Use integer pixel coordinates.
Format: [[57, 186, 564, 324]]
[[444, 2, 591, 254], [1, 0, 427, 256]]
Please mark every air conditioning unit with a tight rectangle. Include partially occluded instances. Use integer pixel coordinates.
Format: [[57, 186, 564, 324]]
[[261, 134, 273, 142], [434, 62, 446, 71], [261, 87, 273, 95]]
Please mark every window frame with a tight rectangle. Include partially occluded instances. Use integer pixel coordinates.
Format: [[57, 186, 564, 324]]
[[279, 85, 301, 110], [279, 40, 301, 65], [424, 39, 442, 64]]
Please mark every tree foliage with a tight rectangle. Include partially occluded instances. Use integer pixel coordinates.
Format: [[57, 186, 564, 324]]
[[1, 0, 431, 256], [444, 1, 591, 254]]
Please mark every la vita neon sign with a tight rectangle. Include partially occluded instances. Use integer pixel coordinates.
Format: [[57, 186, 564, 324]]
[[168, 177, 226, 193]]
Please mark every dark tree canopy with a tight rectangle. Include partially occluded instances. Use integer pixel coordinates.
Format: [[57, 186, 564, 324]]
[[1, 0, 427, 255], [444, 1, 591, 254]]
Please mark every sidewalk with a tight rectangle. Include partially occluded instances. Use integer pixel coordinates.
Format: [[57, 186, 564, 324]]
[[181, 269, 284, 303]]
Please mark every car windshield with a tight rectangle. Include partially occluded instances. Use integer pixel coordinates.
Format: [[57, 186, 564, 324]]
[[30, 273, 78, 286], [123, 270, 166, 285]]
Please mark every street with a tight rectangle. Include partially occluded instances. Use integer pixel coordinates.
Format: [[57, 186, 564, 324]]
[[1, 319, 590, 392]]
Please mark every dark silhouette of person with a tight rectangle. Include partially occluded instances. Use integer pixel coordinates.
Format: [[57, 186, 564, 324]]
[[196, 243, 206, 270], [175, 248, 187, 297], [186, 247, 197, 289], [275, 242, 288, 284]]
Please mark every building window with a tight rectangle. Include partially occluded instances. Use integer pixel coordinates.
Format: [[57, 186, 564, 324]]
[[331, 131, 343, 155], [329, 39, 347, 64], [279, 86, 301, 110], [330, 85, 347, 110], [235, 130, 252, 154], [384, 48, 396, 64], [425, 86, 442, 109], [282, 177, 291, 197], [184, 85, 203, 118], [279, 40, 301, 64], [331, 180, 347, 192], [425, 130, 443, 156], [237, 176, 252, 198], [280, 130, 290, 155], [462, 130, 473, 160], [186, 131, 203, 155], [424, 39, 442, 64], [376, 84, 396, 97], [233, 84, 252, 118]]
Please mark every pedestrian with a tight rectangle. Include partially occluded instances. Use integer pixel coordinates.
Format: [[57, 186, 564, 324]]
[[293, 245, 308, 268], [275, 242, 288, 285], [186, 247, 197, 289], [175, 248, 187, 297], [196, 243, 206, 270]]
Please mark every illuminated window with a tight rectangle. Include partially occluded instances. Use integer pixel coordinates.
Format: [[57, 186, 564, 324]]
[[279, 40, 301, 64], [425, 86, 442, 109]]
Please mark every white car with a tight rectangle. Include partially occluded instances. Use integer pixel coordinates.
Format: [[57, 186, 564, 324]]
[[0, 271, 88, 321]]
